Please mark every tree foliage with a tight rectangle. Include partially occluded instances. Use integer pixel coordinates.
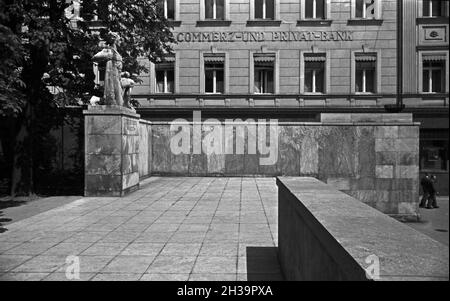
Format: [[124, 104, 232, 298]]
[[0, 0, 174, 195]]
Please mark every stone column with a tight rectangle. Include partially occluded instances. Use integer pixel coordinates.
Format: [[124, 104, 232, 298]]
[[84, 105, 140, 197]]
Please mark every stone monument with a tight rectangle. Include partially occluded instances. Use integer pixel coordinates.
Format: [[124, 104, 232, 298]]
[[84, 33, 140, 197]]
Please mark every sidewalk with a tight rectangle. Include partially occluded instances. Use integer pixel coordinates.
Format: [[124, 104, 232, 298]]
[[0, 177, 282, 281], [405, 197, 449, 246]]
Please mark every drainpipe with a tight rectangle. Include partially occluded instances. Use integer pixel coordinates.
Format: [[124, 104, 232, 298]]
[[386, 0, 405, 112]]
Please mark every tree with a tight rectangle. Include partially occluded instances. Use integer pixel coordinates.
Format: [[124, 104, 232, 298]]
[[0, 0, 174, 196]]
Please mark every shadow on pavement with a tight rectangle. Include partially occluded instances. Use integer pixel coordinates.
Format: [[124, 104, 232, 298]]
[[246, 247, 284, 281], [0, 200, 27, 233]]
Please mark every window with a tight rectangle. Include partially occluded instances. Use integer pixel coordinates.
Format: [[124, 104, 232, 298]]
[[355, 0, 377, 19], [422, 58, 445, 93], [305, 0, 325, 19], [304, 54, 325, 93], [158, 0, 175, 20], [254, 54, 275, 94], [205, 0, 225, 20], [155, 59, 174, 93], [355, 54, 376, 93], [255, 0, 275, 19], [204, 55, 225, 94], [423, 0, 446, 17], [420, 130, 449, 172]]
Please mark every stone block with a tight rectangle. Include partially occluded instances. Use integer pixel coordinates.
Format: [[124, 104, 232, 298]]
[[123, 172, 139, 190], [375, 151, 397, 165], [395, 165, 419, 179], [85, 175, 122, 193], [389, 190, 414, 205], [86, 135, 122, 155], [123, 117, 139, 136], [398, 202, 417, 215], [351, 114, 382, 123], [278, 126, 300, 176], [382, 113, 413, 123], [398, 126, 419, 138], [299, 133, 319, 176], [397, 152, 419, 166], [189, 154, 207, 175], [84, 106, 141, 197], [326, 178, 350, 190], [392, 179, 414, 191], [375, 126, 398, 138], [225, 154, 245, 175], [357, 126, 375, 177], [122, 154, 139, 174], [243, 124, 260, 175], [206, 153, 225, 174], [347, 190, 378, 205], [375, 179, 392, 190], [243, 153, 259, 174], [350, 177, 376, 190], [395, 139, 419, 152], [152, 125, 171, 173], [375, 139, 396, 152], [86, 154, 121, 175], [318, 127, 357, 178], [122, 135, 140, 154], [320, 114, 352, 123], [376, 165, 394, 178], [171, 153, 190, 174], [86, 116, 121, 135]]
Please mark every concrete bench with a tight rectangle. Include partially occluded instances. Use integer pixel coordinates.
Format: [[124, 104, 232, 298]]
[[277, 177, 449, 281]]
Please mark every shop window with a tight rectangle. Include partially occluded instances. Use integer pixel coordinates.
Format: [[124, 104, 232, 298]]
[[205, 0, 225, 20], [355, 54, 377, 93], [304, 54, 326, 93], [255, 0, 275, 20], [420, 130, 449, 172]]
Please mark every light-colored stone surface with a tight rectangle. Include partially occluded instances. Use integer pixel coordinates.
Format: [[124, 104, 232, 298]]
[[278, 177, 449, 281], [0, 177, 281, 281]]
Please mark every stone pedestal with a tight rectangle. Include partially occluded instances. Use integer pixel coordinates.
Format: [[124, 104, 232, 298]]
[[84, 105, 140, 197]]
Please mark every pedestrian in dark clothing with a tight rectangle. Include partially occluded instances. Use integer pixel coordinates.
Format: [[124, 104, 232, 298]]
[[427, 175, 439, 209], [419, 174, 430, 208]]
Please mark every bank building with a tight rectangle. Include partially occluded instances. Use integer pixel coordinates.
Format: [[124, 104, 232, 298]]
[[122, 0, 448, 194]]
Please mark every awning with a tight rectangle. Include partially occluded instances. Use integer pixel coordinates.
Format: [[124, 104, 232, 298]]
[[423, 55, 446, 62], [355, 55, 377, 62], [204, 55, 225, 63], [254, 54, 275, 63], [304, 55, 326, 62]]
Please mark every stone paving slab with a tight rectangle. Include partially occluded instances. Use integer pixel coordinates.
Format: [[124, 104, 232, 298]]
[[0, 177, 282, 281]]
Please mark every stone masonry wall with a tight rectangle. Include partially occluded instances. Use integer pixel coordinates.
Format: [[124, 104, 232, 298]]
[[138, 120, 152, 178], [144, 113, 419, 218]]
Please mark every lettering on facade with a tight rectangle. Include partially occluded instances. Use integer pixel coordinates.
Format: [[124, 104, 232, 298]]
[[176, 31, 353, 43]]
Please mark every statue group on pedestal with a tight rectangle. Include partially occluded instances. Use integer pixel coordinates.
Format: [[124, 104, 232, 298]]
[[92, 33, 135, 108]]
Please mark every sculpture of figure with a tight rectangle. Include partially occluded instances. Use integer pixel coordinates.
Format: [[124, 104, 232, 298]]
[[65, 0, 83, 21], [121, 72, 136, 108], [92, 33, 125, 107], [89, 96, 101, 106]]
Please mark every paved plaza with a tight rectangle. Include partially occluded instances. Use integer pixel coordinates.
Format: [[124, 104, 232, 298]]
[[0, 177, 282, 281]]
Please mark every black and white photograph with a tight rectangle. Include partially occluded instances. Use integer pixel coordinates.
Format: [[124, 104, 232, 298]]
[[0, 0, 448, 286]]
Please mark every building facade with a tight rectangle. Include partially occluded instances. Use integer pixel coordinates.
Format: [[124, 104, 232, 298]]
[[130, 0, 448, 193], [402, 0, 449, 194]]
